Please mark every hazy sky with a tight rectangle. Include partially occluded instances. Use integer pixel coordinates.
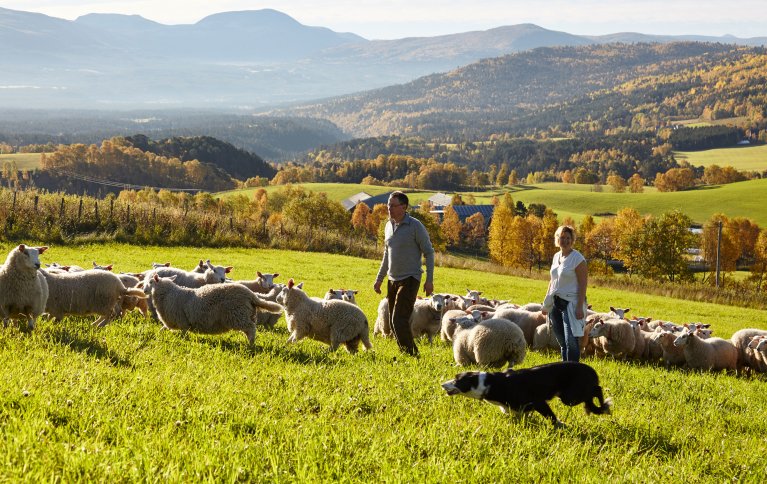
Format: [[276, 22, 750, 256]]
[[5, 0, 767, 40]]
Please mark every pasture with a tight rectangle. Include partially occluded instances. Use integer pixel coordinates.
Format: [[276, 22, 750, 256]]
[[1, 242, 766, 481], [675, 144, 767, 172], [0, 152, 43, 171], [219, 179, 767, 226]]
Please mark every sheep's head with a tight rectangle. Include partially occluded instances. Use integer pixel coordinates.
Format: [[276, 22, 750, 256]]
[[609, 307, 630, 319], [588, 321, 607, 338], [673, 329, 692, 347], [430, 294, 447, 312], [747, 335, 764, 350], [464, 289, 483, 305], [11, 244, 48, 271], [92, 262, 113, 271], [256, 272, 279, 290], [451, 314, 478, 330]]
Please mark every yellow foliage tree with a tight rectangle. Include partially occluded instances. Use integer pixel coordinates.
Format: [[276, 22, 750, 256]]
[[440, 206, 463, 247], [488, 201, 516, 267]]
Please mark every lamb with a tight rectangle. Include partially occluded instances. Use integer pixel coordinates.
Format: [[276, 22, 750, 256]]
[[0, 244, 49, 331], [236, 272, 280, 294], [730, 328, 767, 373], [441, 309, 482, 342], [521, 302, 543, 312], [324, 288, 358, 305], [279, 279, 372, 353], [532, 320, 559, 352], [142, 273, 282, 345], [452, 315, 527, 369], [255, 283, 285, 329], [41, 269, 147, 327], [151, 261, 231, 288], [373, 297, 391, 337], [493, 307, 547, 346], [673, 328, 738, 372], [656, 330, 687, 368], [588, 318, 636, 359]]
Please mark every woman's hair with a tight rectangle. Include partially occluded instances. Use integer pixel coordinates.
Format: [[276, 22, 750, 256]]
[[554, 225, 576, 248]]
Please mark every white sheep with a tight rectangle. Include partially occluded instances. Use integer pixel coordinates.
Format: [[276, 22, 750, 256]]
[[588, 318, 636, 359], [532, 320, 560, 352], [0, 244, 49, 331], [142, 273, 282, 345], [236, 272, 280, 294], [452, 316, 527, 369], [41, 269, 147, 327], [521, 302, 543, 312], [255, 283, 285, 329], [373, 294, 454, 343], [656, 330, 687, 368], [324, 288, 358, 305], [627, 319, 663, 361], [753, 337, 767, 372], [730, 328, 767, 373], [280, 279, 372, 353], [673, 329, 738, 372], [493, 307, 547, 346], [441, 309, 482, 342], [90, 265, 148, 317]]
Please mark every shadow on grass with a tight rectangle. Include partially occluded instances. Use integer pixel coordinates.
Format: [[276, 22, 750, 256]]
[[47, 326, 134, 368], [570, 421, 683, 457], [190, 333, 345, 365]]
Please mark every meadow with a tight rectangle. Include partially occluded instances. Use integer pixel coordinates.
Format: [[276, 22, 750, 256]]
[[220, 179, 767, 226], [1, 242, 766, 482], [0, 152, 43, 171], [675, 144, 767, 172]]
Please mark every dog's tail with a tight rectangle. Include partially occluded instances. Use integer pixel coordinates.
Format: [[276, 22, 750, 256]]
[[584, 385, 613, 415]]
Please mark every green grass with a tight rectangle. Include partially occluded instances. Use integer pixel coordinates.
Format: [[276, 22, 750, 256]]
[[1, 242, 766, 481], [675, 144, 767, 172], [0, 153, 43, 171]]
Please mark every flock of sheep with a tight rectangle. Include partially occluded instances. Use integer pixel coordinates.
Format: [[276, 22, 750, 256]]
[[2, 244, 766, 375]]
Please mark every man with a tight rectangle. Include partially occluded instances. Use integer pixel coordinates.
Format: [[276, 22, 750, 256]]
[[373, 191, 435, 356]]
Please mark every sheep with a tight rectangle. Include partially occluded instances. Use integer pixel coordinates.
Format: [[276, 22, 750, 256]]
[[0, 244, 49, 331], [142, 273, 282, 345], [373, 297, 391, 337], [152, 262, 171, 269], [673, 329, 738, 372], [452, 316, 527, 369], [753, 337, 767, 373], [374, 294, 453, 343], [465, 304, 497, 313], [588, 318, 636, 359], [255, 283, 285, 329], [236, 272, 280, 294], [532, 320, 559, 352], [627, 319, 663, 361], [441, 309, 482, 342], [730, 328, 767, 373], [521, 302, 543, 312], [41, 269, 148, 327], [324, 288, 358, 305], [279, 279, 372, 353], [656, 330, 687, 368], [493, 307, 547, 346], [152, 261, 231, 289], [89, 265, 148, 317]]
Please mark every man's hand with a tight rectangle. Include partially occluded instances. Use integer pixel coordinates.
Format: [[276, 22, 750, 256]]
[[373, 280, 382, 294], [423, 281, 433, 296]]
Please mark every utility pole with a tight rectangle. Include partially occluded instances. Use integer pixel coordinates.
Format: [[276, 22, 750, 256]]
[[715, 221, 722, 288]]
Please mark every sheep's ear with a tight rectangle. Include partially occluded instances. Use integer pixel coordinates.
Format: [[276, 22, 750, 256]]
[[610, 306, 616, 312], [168, 275, 177, 282], [477, 291, 482, 295], [38, 246, 49, 254], [297, 282, 303, 289], [225, 266, 233, 273], [352, 290, 358, 294], [257, 271, 263, 277], [198, 260, 205, 268], [136, 282, 144, 289], [273, 273, 279, 278], [61, 266, 71, 271], [153, 274, 160, 281], [288, 279, 294, 289]]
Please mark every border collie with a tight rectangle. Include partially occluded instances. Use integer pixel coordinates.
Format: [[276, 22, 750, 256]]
[[441, 362, 612, 426]]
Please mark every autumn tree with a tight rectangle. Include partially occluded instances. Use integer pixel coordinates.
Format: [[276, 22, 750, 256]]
[[496, 164, 509, 187], [368, 204, 389, 239], [440, 205, 463, 248], [351, 202, 371, 234], [749, 229, 767, 292], [613, 207, 646, 277], [488, 194, 516, 266], [462, 212, 486, 250], [606, 173, 627, 193], [635, 211, 697, 282], [628, 173, 645, 193]]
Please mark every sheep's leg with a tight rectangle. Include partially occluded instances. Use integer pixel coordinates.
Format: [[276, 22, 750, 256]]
[[26, 315, 36, 331], [344, 337, 360, 354], [244, 325, 256, 346], [287, 331, 299, 343], [92, 315, 107, 327], [97, 316, 114, 328]]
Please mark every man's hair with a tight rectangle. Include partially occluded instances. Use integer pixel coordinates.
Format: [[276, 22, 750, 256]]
[[390, 191, 409, 207]]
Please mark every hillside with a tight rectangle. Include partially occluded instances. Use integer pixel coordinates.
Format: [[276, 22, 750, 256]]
[[218, 179, 767, 227], [275, 43, 765, 139]]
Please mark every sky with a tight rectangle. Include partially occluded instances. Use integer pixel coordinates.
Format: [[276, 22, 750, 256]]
[[4, 0, 767, 40]]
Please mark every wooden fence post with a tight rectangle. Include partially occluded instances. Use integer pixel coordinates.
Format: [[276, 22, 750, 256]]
[[34, 195, 39, 212], [109, 198, 114, 220], [94, 201, 99, 222], [126, 204, 131, 223], [78, 198, 83, 220], [59, 197, 65, 219]]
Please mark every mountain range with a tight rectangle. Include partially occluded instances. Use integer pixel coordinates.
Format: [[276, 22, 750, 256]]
[[2, 6, 766, 110]]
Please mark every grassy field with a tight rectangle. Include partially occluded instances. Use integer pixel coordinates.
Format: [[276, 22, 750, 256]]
[[0, 152, 43, 171], [1, 242, 766, 481], [675, 144, 767, 172], [219, 179, 767, 226]]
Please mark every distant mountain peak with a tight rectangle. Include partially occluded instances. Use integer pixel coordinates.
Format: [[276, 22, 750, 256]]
[[195, 9, 301, 28]]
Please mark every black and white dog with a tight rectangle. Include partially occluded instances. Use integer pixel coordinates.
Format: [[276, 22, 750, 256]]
[[441, 362, 612, 426]]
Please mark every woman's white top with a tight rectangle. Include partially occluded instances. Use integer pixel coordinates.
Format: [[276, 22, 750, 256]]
[[549, 249, 585, 299]]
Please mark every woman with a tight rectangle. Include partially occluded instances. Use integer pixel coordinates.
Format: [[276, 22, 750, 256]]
[[542, 225, 588, 362]]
